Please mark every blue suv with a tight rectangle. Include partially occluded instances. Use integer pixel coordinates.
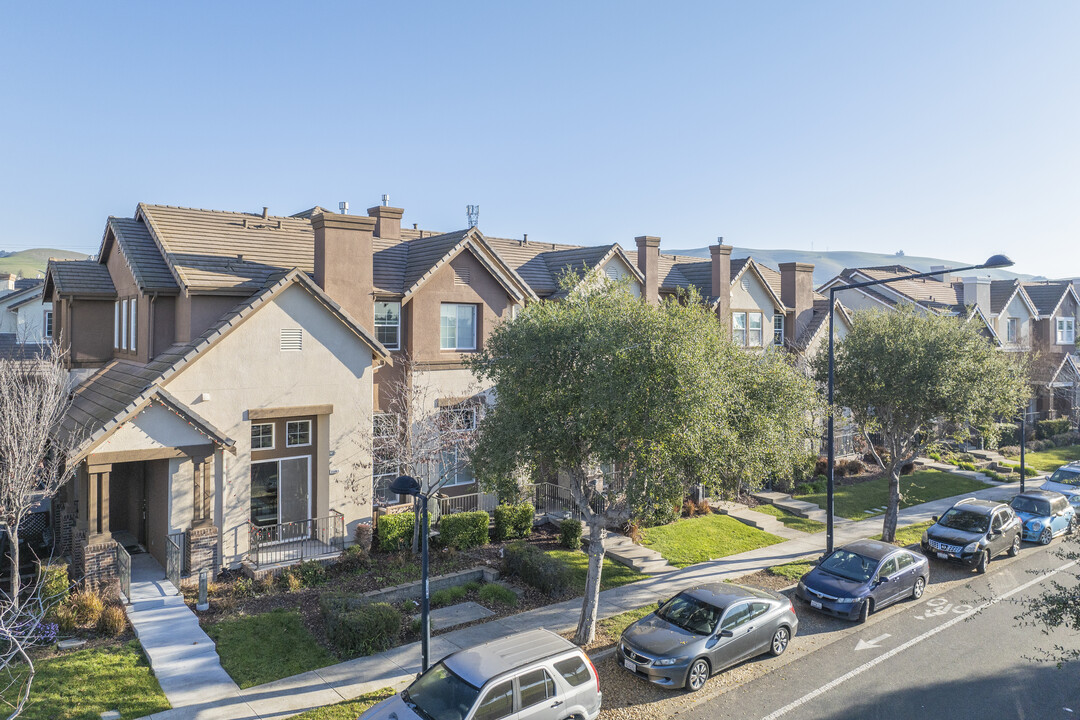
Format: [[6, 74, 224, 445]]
[[1010, 490, 1075, 544]]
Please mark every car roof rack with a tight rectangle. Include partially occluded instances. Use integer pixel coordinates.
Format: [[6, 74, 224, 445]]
[[954, 497, 977, 505]]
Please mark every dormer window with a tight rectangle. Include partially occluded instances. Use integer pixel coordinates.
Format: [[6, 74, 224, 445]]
[[1057, 317, 1075, 345], [1006, 317, 1018, 343]]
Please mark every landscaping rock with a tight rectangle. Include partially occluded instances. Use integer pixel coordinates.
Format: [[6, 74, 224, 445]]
[[57, 638, 87, 651], [421, 601, 495, 631], [100, 711, 122, 720]]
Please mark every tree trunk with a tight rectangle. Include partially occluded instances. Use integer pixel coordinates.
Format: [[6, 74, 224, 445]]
[[880, 463, 902, 542], [573, 512, 606, 645], [8, 519, 19, 600]]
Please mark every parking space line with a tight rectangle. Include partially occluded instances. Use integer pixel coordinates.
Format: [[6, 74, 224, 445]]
[[759, 560, 1076, 720]]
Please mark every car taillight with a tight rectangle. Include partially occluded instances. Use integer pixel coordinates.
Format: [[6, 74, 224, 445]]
[[585, 653, 600, 693]]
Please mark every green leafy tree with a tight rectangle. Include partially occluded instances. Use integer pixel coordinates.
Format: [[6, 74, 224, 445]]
[[1018, 531, 1080, 666], [813, 305, 1029, 542], [469, 282, 820, 643]]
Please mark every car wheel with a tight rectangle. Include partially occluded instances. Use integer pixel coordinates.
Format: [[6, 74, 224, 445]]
[[685, 658, 710, 692], [1039, 527, 1053, 546], [857, 599, 871, 623], [1009, 533, 1021, 557], [770, 626, 790, 656], [911, 576, 926, 600], [975, 551, 989, 574]]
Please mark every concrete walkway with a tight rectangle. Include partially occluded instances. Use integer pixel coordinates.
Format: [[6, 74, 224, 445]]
[[134, 478, 1030, 720], [604, 532, 676, 574], [712, 500, 812, 541]]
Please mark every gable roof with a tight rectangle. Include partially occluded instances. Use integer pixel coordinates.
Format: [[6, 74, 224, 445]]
[[1022, 281, 1079, 318], [400, 228, 536, 303], [793, 298, 853, 351], [101, 217, 179, 293], [986, 279, 1038, 317], [0, 334, 50, 361], [0, 281, 44, 310], [728, 258, 788, 311], [45, 259, 117, 298]]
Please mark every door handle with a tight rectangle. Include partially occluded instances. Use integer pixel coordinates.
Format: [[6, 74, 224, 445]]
[[551, 700, 563, 708]]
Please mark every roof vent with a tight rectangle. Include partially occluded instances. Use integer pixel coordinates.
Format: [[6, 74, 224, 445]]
[[236, 253, 244, 262], [382, 194, 390, 207], [262, 207, 269, 220], [280, 328, 303, 352], [339, 201, 349, 215]]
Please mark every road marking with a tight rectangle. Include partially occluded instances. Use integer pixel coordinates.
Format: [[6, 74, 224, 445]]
[[854, 633, 890, 651], [914, 596, 974, 620], [760, 559, 1077, 720]]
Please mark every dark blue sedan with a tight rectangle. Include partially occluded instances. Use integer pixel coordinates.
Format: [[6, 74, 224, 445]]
[[796, 539, 930, 623]]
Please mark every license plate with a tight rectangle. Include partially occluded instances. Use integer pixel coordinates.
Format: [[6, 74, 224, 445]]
[[810, 600, 822, 609], [936, 552, 948, 560], [624, 659, 636, 672]]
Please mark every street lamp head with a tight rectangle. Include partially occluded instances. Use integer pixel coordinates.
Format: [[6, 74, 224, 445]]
[[981, 254, 1014, 269], [390, 475, 422, 497]]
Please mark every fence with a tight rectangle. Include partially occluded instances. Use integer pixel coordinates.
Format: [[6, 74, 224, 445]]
[[247, 511, 346, 570], [116, 543, 131, 603], [165, 533, 182, 591]]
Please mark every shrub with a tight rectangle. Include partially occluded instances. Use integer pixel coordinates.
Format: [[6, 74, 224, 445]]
[[353, 522, 374, 554], [97, 604, 127, 636], [843, 459, 864, 475], [69, 589, 105, 626], [559, 518, 583, 550], [492, 504, 534, 542], [478, 583, 517, 607], [1037, 418, 1072, 439], [376, 512, 415, 553], [1052, 432, 1080, 447], [39, 562, 69, 615], [957, 452, 975, 462], [695, 499, 712, 516], [502, 541, 571, 596], [277, 568, 303, 593], [337, 544, 368, 571], [257, 574, 277, 595], [901, 462, 915, 476], [957, 461, 977, 471], [992, 422, 1021, 448], [873, 445, 891, 465], [430, 585, 467, 608], [320, 597, 401, 656], [927, 451, 942, 462], [438, 511, 490, 550], [832, 463, 847, 478], [295, 561, 327, 587], [681, 499, 698, 518], [814, 457, 829, 477], [231, 576, 255, 599], [54, 603, 78, 632], [795, 478, 828, 495]]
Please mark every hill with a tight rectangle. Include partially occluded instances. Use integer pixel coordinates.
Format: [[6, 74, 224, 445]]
[[0, 249, 88, 279], [666, 246, 1039, 287]]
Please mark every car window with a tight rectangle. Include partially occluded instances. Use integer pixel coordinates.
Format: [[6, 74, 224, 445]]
[[939, 509, 989, 533], [657, 594, 723, 634], [820, 549, 877, 582], [553, 656, 590, 687], [749, 602, 770, 620], [720, 603, 752, 631], [1048, 467, 1080, 486], [474, 680, 514, 720], [991, 513, 1004, 532], [518, 668, 555, 710], [896, 552, 915, 570], [1053, 498, 1069, 514], [878, 557, 898, 578]]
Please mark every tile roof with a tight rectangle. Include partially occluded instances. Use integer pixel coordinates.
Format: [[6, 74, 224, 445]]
[[0, 281, 44, 308], [988, 279, 1021, 315], [0, 335, 50, 361], [107, 217, 179, 293], [1022, 281, 1072, 316], [483, 237, 601, 297], [402, 230, 472, 291], [47, 259, 117, 297], [833, 268, 961, 312], [14, 278, 40, 291]]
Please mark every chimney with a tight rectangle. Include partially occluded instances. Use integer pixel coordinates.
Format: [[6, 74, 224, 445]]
[[710, 242, 733, 325], [779, 262, 815, 344], [0, 273, 15, 293], [962, 276, 992, 313], [929, 265, 948, 282], [312, 211, 376, 328], [367, 204, 404, 241], [635, 236, 661, 304]]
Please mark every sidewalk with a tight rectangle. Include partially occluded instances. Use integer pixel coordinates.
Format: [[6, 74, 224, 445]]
[[135, 478, 1027, 720]]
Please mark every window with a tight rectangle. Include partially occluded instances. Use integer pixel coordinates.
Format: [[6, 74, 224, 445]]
[[748, 312, 763, 347], [286, 420, 311, 447], [251, 423, 274, 450], [374, 301, 401, 350], [121, 299, 128, 350], [440, 446, 475, 486], [518, 669, 555, 710], [441, 406, 477, 432], [896, 552, 915, 570], [130, 298, 137, 353], [991, 512, 1004, 533], [553, 656, 591, 687], [373, 413, 400, 505], [749, 602, 770, 620], [43, 311, 53, 340], [1006, 317, 1018, 343], [720, 603, 752, 631], [474, 680, 514, 720], [732, 312, 746, 346], [773, 314, 784, 346], [114, 301, 119, 349], [877, 557, 898, 579], [1057, 317, 1075, 344], [440, 303, 477, 351], [250, 457, 311, 532]]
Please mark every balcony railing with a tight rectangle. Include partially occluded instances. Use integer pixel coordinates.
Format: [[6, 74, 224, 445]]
[[247, 511, 345, 570]]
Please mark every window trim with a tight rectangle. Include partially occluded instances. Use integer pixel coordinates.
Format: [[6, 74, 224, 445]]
[[121, 299, 128, 350], [251, 423, 275, 451], [1006, 317, 1018, 343], [114, 301, 120, 349], [374, 300, 401, 351], [748, 311, 763, 347], [1056, 317, 1075, 345], [130, 297, 137, 353], [43, 310, 53, 340], [732, 312, 747, 346], [440, 303, 478, 351], [773, 313, 784, 346], [285, 419, 312, 448]]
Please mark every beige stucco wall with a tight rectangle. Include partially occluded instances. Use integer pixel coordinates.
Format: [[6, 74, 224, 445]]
[[995, 294, 1034, 351], [95, 404, 214, 454], [0, 291, 52, 340], [159, 283, 376, 567]]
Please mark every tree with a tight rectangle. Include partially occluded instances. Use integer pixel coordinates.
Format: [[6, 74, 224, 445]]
[[1017, 530, 1080, 666], [0, 349, 80, 718], [469, 282, 820, 643], [813, 305, 1030, 542]]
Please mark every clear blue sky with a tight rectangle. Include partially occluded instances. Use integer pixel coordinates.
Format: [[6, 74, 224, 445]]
[[2, 2, 1077, 277]]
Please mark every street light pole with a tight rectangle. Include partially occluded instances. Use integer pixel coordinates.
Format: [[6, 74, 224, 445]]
[[824, 255, 1013, 555], [1019, 413, 1026, 493], [389, 475, 431, 673]]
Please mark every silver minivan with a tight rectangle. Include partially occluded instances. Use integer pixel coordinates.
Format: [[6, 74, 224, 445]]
[[359, 629, 602, 720]]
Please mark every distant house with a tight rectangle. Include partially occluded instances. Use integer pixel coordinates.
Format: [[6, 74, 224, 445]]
[[0, 274, 52, 359]]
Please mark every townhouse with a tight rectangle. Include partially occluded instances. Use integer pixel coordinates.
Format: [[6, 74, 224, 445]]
[[45, 201, 848, 588], [0, 273, 52, 360]]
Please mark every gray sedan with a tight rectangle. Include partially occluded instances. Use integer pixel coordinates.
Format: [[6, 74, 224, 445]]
[[616, 583, 798, 692]]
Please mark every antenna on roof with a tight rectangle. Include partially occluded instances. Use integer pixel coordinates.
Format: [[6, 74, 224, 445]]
[[382, 194, 390, 207], [339, 201, 349, 215], [467, 205, 479, 229], [717, 236, 724, 244]]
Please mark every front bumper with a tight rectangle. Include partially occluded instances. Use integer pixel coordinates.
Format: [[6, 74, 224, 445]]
[[794, 585, 863, 621], [615, 642, 690, 688], [921, 541, 980, 567]]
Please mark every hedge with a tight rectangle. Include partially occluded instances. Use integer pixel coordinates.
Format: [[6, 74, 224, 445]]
[[437, 511, 489, 550], [492, 504, 534, 542], [559, 518, 582, 550], [376, 512, 415, 552], [320, 595, 401, 656], [1037, 418, 1072, 439], [502, 541, 571, 596]]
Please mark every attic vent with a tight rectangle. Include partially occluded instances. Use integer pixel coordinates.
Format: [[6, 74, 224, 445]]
[[455, 268, 471, 285], [605, 266, 620, 281], [741, 276, 751, 292], [280, 328, 303, 352]]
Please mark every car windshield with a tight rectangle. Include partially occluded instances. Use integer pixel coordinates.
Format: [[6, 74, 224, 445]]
[[657, 594, 722, 635], [1048, 467, 1080, 487], [1011, 497, 1051, 516], [938, 508, 989, 533], [819, 549, 876, 583], [403, 662, 480, 720]]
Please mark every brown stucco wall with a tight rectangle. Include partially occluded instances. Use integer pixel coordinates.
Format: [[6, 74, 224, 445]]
[[69, 299, 116, 366], [175, 293, 246, 344]]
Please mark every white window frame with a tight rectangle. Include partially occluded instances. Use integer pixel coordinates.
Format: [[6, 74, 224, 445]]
[[773, 314, 784, 346], [1057, 317, 1075, 345], [286, 419, 312, 448], [251, 423, 275, 450], [440, 445, 475, 487], [440, 303, 477, 351], [1006, 317, 1018, 343], [374, 301, 401, 350], [130, 297, 137, 353], [43, 310, 53, 340], [748, 312, 763, 347], [732, 312, 747, 346], [114, 300, 120, 349], [121, 299, 128, 350]]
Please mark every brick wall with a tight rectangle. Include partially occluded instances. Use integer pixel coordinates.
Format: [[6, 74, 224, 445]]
[[186, 525, 218, 580]]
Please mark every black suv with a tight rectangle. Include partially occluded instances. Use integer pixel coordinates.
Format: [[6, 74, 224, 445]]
[[920, 498, 1021, 573]]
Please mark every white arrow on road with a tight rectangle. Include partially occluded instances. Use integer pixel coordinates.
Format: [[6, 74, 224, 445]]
[[854, 633, 891, 651]]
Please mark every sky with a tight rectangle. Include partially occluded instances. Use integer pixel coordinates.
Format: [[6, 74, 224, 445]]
[[1, 2, 1077, 277]]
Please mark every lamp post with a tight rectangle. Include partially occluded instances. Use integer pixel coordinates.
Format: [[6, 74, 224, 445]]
[[1019, 413, 1026, 493], [390, 474, 430, 672], [825, 254, 1014, 555]]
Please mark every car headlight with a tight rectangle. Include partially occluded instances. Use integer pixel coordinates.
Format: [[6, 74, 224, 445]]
[[963, 541, 980, 554], [835, 597, 858, 604], [654, 657, 687, 666], [921, 530, 929, 544], [1029, 521, 1042, 531]]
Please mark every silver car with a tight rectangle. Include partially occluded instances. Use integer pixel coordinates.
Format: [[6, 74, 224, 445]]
[[616, 583, 798, 692], [360, 629, 601, 720]]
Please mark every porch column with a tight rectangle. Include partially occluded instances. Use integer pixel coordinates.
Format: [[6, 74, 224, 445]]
[[192, 454, 213, 528], [87, 464, 112, 541]]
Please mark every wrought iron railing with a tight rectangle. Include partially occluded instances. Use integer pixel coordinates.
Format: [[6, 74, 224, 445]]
[[532, 482, 609, 519], [116, 543, 131, 604], [435, 491, 499, 522], [247, 511, 345, 570], [165, 533, 182, 592]]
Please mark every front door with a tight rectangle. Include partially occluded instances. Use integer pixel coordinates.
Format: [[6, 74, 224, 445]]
[[250, 456, 311, 543]]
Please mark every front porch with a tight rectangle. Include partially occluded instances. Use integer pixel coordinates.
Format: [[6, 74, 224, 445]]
[[242, 511, 346, 574]]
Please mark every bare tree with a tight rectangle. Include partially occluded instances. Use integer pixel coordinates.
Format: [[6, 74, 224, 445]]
[[0, 347, 80, 718]]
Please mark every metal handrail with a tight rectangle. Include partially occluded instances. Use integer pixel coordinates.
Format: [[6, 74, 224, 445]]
[[247, 512, 347, 570], [165, 533, 182, 592], [116, 543, 131, 604]]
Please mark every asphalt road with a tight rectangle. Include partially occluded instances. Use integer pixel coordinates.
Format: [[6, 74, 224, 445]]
[[674, 542, 1080, 720]]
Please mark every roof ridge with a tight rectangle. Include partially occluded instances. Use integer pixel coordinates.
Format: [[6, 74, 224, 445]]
[[140, 203, 311, 221]]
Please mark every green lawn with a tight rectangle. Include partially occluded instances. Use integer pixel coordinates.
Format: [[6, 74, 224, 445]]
[[873, 520, 934, 547], [1006, 444, 1080, 473], [794, 470, 988, 520], [767, 559, 816, 582], [11, 641, 170, 720], [751, 504, 826, 533], [596, 604, 655, 643], [206, 609, 337, 688], [546, 550, 646, 592], [290, 688, 396, 720], [641, 513, 785, 568]]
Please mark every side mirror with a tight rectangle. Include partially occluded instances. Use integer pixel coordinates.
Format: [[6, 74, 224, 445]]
[[657, 600, 663, 609], [719, 630, 733, 638], [931, 515, 939, 523]]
